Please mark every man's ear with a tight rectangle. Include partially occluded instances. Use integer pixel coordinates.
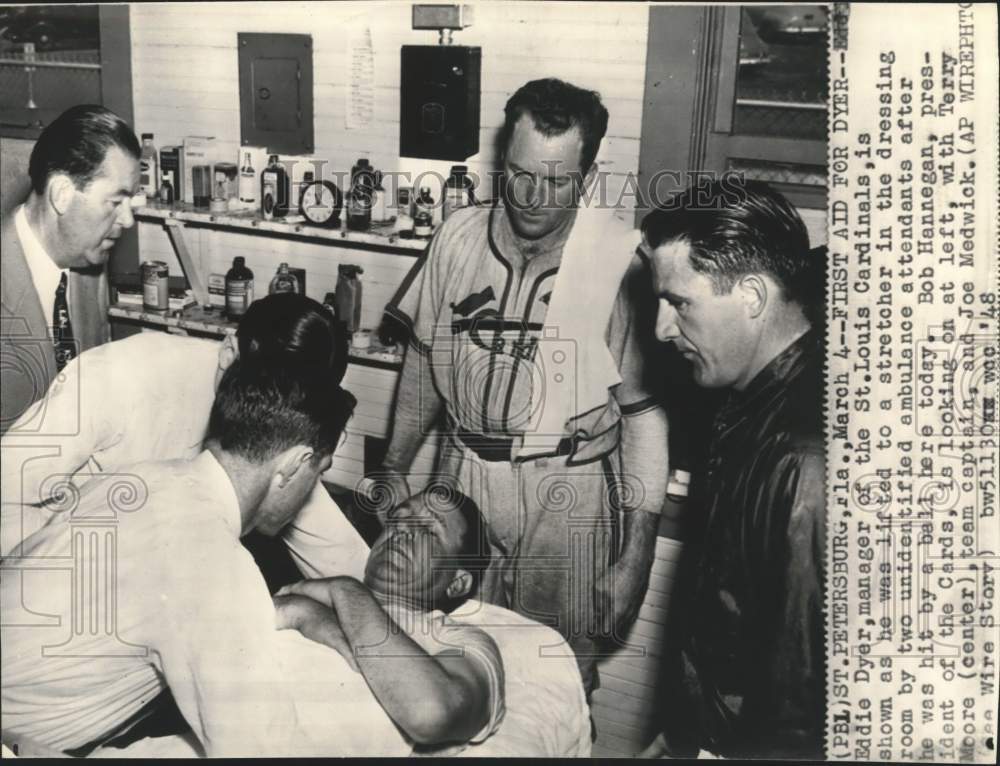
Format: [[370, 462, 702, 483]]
[[272, 445, 314, 490], [738, 274, 768, 319], [47, 174, 76, 216], [445, 569, 474, 600], [217, 333, 239, 373]]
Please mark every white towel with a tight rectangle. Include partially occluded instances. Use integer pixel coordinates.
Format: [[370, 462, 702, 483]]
[[516, 203, 639, 459]]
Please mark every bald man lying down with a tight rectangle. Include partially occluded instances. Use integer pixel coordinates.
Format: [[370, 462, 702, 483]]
[[90, 490, 590, 758]]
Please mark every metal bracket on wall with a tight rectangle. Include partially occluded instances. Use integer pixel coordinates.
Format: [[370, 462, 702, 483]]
[[161, 219, 210, 307]]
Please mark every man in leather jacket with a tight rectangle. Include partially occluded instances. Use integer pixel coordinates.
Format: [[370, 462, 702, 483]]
[[640, 180, 826, 759]]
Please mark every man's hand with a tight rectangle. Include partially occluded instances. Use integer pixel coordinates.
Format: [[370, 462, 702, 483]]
[[593, 551, 653, 638], [272, 593, 359, 672], [276, 577, 342, 608], [273, 592, 328, 630]]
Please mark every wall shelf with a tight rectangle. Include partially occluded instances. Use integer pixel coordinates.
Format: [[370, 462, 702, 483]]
[[108, 302, 403, 370], [135, 202, 428, 253]]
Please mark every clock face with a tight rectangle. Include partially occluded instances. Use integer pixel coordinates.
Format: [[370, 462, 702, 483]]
[[302, 181, 341, 224]]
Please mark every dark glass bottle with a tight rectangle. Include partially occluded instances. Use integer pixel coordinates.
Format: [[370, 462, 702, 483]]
[[442, 165, 474, 221], [260, 154, 290, 220], [334, 264, 364, 333], [225, 256, 254, 319], [269, 262, 299, 295], [346, 165, 374, 231]]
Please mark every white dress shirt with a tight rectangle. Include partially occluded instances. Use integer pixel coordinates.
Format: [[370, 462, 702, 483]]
[[1, 331, 369, 579], [14, 204, 66, 334], [0, 450, 409, 757]]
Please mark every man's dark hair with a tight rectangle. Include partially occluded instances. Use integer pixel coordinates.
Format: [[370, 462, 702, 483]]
[[207, 359, 356, 464], [28, 105, 141, 195], [641, 178, 817, 309], [421, 486, 492, 610], [237, 293, 350, 384], [500, 78, 609, 173]]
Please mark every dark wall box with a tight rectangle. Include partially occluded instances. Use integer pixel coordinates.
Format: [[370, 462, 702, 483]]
[[399, 45, 481, 161]]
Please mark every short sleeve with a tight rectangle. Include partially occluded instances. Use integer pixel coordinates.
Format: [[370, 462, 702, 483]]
[[383, 229, 453, 357], [408, 610, 506, 745]]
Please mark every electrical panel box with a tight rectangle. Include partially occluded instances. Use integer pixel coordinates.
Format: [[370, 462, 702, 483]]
[[399, 45, 481, 161], [238, 33, 314, 155]]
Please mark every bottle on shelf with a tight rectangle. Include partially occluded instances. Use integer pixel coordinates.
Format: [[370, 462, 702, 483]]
[[239, 152, 257, 205], [442, 165, 475, 221], [413, 209, 433, 239], [415, 186, 435, 219], [260, 154, 290, 220], [371, 170, 388, 224], [351, 158, 372, 188], [225, 256, 254, 319], [269, 262, 299, 295], [394, 186, 413, 233], [346, 159, 375, 231], [210, 169, 229, 213], [158, 177, 174, 205], [413, 186, 435, 238], [139, 133, 158, 198], [333, 264, 363, 333]]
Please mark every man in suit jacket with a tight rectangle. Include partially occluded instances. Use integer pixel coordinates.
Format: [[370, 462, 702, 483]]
[[1, 105, 140, 434]]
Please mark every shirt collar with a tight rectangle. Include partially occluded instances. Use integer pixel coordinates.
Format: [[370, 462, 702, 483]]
[[194, 450, 244, 536], [15, 204, 66, 323]]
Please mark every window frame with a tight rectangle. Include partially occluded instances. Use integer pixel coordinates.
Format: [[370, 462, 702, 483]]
[[703, 5, 828, 210], [0, 5, 133, 140]]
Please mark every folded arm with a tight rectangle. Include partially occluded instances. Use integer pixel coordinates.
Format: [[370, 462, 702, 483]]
[[277, 577, 494, 746]]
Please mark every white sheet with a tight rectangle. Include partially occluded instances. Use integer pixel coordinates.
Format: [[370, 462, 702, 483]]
[[91, 604, 590, 758]]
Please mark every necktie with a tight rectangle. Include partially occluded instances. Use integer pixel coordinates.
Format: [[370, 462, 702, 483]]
[[53, 272, 76, 371]]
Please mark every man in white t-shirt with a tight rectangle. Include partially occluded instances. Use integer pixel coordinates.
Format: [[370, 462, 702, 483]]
[[276, 487, 591, 757]]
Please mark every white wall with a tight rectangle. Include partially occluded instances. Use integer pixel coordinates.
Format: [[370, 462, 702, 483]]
[[130, 1, 649, 328]]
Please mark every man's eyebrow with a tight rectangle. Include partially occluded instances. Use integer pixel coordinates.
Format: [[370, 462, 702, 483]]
[[660, 289, 687, 303], [507, 161, 572, 181]]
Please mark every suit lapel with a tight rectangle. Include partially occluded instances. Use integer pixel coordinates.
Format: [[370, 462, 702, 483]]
[[1, 215, 33, 318], [1, 213, 58, 385]]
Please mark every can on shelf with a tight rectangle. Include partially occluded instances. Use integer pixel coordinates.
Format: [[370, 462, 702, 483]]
[[142, 260, 169, 312]]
